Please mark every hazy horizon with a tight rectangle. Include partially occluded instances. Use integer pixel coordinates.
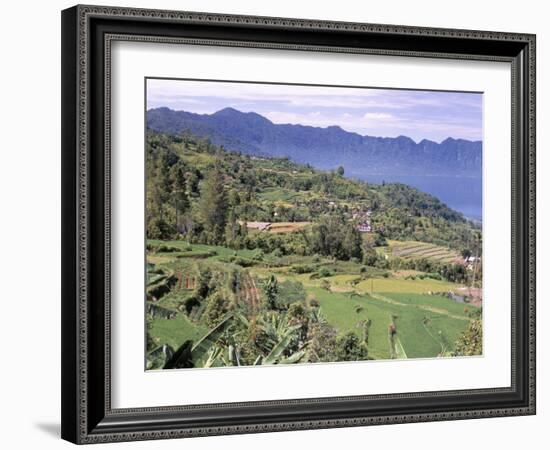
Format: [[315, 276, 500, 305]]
[[146, 78, 483, 144], [147, 105, 482, 145]]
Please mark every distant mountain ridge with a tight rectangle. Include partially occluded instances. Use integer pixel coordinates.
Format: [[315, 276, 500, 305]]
[[146, 107, 482, 177]]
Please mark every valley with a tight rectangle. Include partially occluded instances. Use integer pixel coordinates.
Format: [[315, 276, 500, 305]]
[[145, 130, 482, 369]]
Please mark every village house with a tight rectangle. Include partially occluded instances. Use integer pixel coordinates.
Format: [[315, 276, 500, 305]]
[[466, 255, 480, 271], [350, 206, 373, 233], [357, 221, 373, 233]]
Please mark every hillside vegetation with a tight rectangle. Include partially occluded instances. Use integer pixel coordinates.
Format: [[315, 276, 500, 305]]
[[146, 131, 478, 252], [145, 131, 482, 370], [147, 107, 482, 177]]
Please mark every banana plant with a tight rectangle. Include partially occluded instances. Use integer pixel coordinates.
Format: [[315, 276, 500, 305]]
[[147, 314, 233, 369], [308, 306, 327, 325], [203, 346, 224, 368], [256, 312, 299, 347], [148, 309, 310, 369], [256, 325, 307, 365], [146, 344, 174, 370]]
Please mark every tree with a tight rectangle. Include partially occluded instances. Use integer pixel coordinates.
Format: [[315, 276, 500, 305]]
[[204, 291, 230, 327], [146, 149, 176, 239], [342, 225, 363, 260], [310, 217, 363, 261], [224, 212, 243, 249], [263, 274, 279, 310], [363, 247, 378, 266], [186, 170, 200, 195], [335, 331, 368, 361], [170, 161, 190, 234], [146, 315, 156, 352], [336, 166, 345, 176], [307, 322, 338, 362], [194, 266, 212, 300], [452, 319, 482, 356], [228, 189, 241, 207], [199, 163, 228, 243]]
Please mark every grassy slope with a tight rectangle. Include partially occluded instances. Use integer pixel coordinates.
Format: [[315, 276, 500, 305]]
[[311, 287, 470, 359], [285, 271, 463, 295], [355, 277, 459, 294], [150, 313, 207, 350], [145, 134, 481, 364], [147, 241, 473, 360], [383, 293, 476, 317]]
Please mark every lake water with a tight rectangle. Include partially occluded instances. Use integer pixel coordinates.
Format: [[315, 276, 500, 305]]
[[355, 174, 482, 221]]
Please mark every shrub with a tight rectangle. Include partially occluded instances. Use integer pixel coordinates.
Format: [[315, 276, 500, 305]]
[[176, 250, 217, 259], [204, 292, 230, 327], [276, 280, 307, 307], [194, 266, 212, 299], [290, 264, 316, 274], [229, 256, 256, 267], [318, 267, 333, 278], [307, 322, 339, 362], [252, 249, 265, 261], [156, 244, 180, 253], [452, 319, 482, 356], [308, 296, 320, 308], [287, 301, 306, 318], [182, 296, 201, 314], [362, 247, 378, 266], [335, 331, 368, 361]]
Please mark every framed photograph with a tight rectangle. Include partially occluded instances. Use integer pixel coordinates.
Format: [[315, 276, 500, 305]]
[[61, 5, 536, 444]]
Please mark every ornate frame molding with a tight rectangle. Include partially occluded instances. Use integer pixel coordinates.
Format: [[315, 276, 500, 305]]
[[61, 5, 536, 444]]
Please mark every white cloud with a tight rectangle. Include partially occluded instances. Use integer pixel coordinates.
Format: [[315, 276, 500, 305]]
[[147, 79, 414, 111], [146, 78, 483, 142], [363, 112, 394, 121]]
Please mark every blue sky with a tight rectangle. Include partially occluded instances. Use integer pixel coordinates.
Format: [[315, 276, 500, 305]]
[[146, 78, 483, 143]]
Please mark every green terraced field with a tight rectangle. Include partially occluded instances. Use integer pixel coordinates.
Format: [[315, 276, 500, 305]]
[[147, 240, 475, 363], [258, 187, 318, 204], [149, 312, 208, 351], [311, 288, 470, 359], [296, 273, 461, 295], [381, 240, 459, 263], [355, 277, 461, 294]]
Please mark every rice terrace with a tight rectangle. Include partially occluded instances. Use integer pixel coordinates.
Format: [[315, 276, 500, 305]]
[[145, 79, 483, 370]]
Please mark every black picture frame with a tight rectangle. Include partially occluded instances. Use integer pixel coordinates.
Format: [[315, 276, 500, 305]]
[[61, 4, 536, 444]]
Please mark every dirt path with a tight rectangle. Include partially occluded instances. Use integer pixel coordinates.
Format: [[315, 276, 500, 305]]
[[239, 273, 260, 314]]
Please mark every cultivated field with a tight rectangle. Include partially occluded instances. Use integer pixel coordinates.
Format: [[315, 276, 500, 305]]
[[380, 240, 460, 264], [147, 240, 479, 364], [144, 131, 482, 369], [265, 222, 311, 233]]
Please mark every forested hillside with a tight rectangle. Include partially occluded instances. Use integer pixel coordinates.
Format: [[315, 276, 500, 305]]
[[146, 130, 479, 256], [147, 107, 482, 177], [145, 130, 482, 370]]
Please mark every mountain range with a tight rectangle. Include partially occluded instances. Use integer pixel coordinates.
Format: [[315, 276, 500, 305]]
[[146, 107, 482, 178]]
